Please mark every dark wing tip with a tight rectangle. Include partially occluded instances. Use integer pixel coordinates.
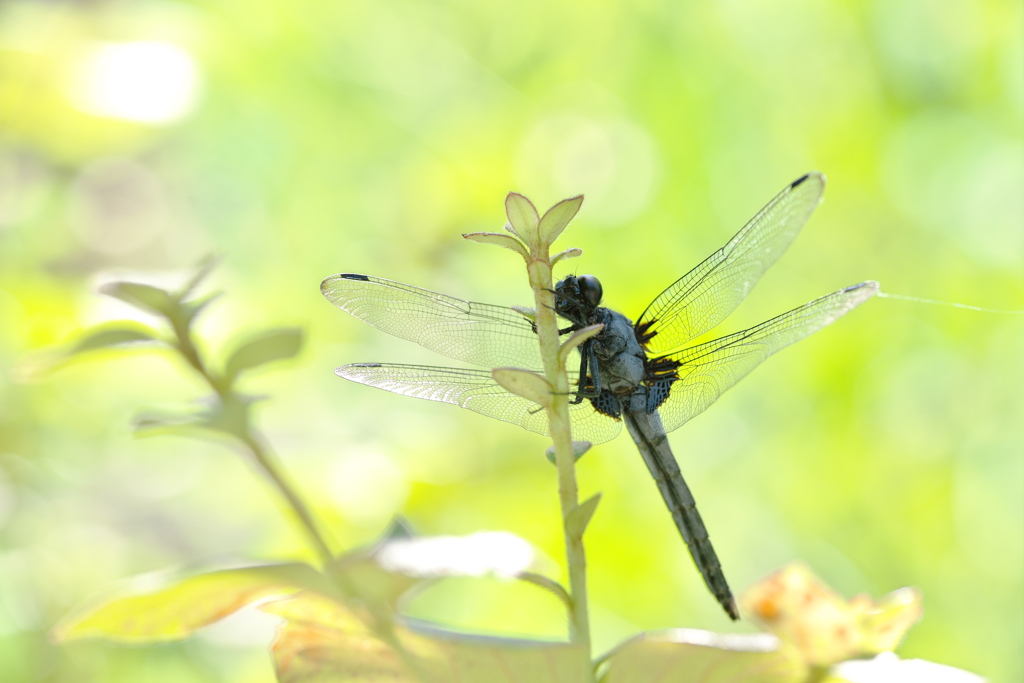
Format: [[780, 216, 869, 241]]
[[844, 280, 881, 294], [321, 273, 371, 296], [335, 362, 382, 378], [790, 171, 827, 190]]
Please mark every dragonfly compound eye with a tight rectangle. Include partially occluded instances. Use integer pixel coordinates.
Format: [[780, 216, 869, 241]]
[[578, 274, 603, 308]]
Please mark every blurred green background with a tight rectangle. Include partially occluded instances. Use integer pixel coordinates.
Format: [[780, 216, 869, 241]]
[[1, 0, 1021, 680]]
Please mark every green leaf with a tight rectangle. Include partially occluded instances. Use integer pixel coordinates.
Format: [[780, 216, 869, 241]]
[[538, 195, 583, 246], [68, 324, 163, 356], [599, 629, 806, 683], [179, 291, 223, 329], [565, 493, 601, 537], [200, 393, 254, 440], [511, 305, 536, 323], [132, 412, 205, 439], [551, 247, 583, 266], [100, 282, 178, 318], [51, 563, 339, 644], [177, 254, 222, 301], [263, 592, 590, 683], [505, 193, 540, 243], [545, 441, 592, 465], [463, 231, 529, 259], [558, 324, 603, 368], [492, 368, 551, 407], [224, 328, 304, 383]]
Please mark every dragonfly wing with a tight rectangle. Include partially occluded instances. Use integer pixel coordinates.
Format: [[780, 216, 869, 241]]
[[337, 363, 623, 445], [321, 274, 542, 369], [654, 281, 879, 435], [636, 173, 826, 355]]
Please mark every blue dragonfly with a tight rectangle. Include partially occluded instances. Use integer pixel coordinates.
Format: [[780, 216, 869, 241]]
[[321, 173, 877, 619]]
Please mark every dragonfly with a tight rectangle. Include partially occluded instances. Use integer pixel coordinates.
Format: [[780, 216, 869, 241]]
[[321, 172, 878, 620]]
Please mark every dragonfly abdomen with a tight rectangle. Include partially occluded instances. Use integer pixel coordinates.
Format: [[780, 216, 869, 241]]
[[621, 399, 739, 620]]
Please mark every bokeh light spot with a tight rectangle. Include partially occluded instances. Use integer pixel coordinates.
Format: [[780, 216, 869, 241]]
[[70, 41, 199, 124]]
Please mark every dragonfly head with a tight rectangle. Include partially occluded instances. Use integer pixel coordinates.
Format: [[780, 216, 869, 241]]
[[555, 274, 603, 323]]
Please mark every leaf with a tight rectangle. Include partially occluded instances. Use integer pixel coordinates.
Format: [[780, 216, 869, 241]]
[[67, 324, 163, 356], [565, 493, 601, 537], [331, 529, 544, 615], [511, 305, 536, 323], [100, 282, 177, 318], [545, 441, 592, 465], [551, 247, 583, 266], [177, 254, 222, 300], [538, 195, 583, 246], [598, 629, 806, 683], [505, 193, 540, 244], [829, 652, 985, 683], [463, 232, 529, 260], [132, 412, 205, 439], [200, 393, 255, 440], [740, 563, 922, 667], [263, 592, 590, 683], [224, 328, 304, 383], [857, 586, 923, 654], [179, 291, 223, 329], [558, 324, 603, 368], [492, 368, 552, 408], [51, 563, 339, 644]]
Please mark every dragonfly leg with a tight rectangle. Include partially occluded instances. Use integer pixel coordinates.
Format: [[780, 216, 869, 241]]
[[568, 340, 603, 404]]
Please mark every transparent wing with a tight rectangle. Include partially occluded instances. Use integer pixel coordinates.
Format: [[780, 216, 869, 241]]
[[656, 281, 878, 435], [321, 274, 542, 369], [337, 363, 623, 445], [637, 173, 826, 355]]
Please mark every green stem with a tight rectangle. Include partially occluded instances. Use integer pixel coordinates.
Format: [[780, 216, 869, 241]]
[[241, 431, 335, 565], [529, 260, 591, 657], [174, 323, 335, 565]]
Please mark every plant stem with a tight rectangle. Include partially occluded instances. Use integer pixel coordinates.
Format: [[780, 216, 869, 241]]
[[529, 261, 591, 655], [241, 431, 335, 564], [175, 323, 336, 565]]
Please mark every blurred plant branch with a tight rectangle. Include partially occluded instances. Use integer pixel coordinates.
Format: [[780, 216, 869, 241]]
[[59, 258, 335, 565]]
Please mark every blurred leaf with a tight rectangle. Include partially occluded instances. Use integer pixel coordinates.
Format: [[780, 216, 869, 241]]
[[180, 291, 223, 329], [332, 529, 545, 615], [857, 587, 923, 654], [538, 195, 583, 246], [463, 231, 529, 259], [505, 193, 540, 243], [263, 592, 589, 683], [598, 629, 806, 683], [551, 247, 583, 266], [224, 328, 304, 384], [545, 440, 592, 464], [200, 394, 254, 440], [100, 282, 178, 318], [67, 324, 163, 356], [565, 493, 601, 537], [52, 563, 339, 644], [177, 255, 222, 301], [492, 367, 551, 407], [132, 411, 205, 439], [741, 563, 922, 667], [828, 652, 985, 683]]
